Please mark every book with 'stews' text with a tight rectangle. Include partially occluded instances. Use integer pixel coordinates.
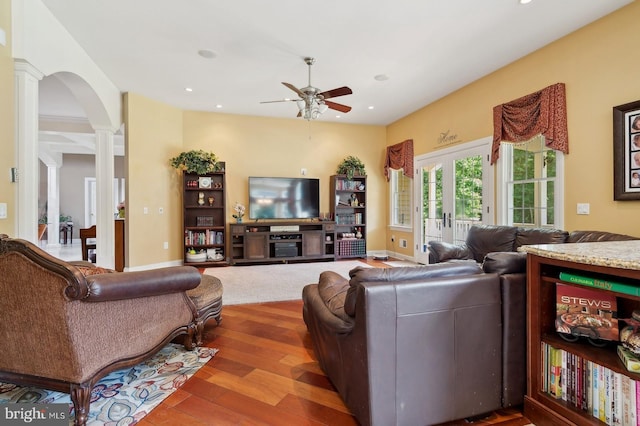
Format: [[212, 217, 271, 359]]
[[559, 271, 640, 297], [556, 283, 619, 342]]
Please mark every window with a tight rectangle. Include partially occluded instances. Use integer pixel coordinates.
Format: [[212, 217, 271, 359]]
[[497, 135, 564, 229], [390, 169, 412, 228]]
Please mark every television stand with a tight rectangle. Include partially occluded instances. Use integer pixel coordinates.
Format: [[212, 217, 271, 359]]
[[230, 221, 336, 265]]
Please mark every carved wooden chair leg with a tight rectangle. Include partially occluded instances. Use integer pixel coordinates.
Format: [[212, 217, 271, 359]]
[[183, 323, 197, 351], [70, 383, 92, 426]]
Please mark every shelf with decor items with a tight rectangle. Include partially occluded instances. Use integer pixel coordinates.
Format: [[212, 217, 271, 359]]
[[182, 165, 227, 267], [230, 221, 335, 265], [522, 242, 640, 426], [330, 174, 366, 259]]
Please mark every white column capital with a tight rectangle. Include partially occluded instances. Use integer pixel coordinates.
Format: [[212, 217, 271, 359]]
[[14, 60, 44, 80]]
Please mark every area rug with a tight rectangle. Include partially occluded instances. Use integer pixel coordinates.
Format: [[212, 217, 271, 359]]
[[207, 260, 370, 305], [0, 343, 217, 425]]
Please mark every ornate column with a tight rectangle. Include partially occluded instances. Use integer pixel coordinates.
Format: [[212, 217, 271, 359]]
[[95, 127, 115, 269], [14, 60, 44, 243], [45, 163, 61, 247]]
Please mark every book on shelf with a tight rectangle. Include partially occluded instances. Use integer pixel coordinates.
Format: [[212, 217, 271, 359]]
[[542, 342, 640, 424], [556, 283, 619, 342], [617, 345, 640, 373], [559, 271, 640, 297]]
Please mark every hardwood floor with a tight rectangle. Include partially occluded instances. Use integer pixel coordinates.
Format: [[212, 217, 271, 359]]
[[139, 259, 533, 426]]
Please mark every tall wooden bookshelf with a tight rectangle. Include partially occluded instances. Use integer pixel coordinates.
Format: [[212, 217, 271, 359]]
[[330, 174, 366, 259], [182, 164, 227, 267]]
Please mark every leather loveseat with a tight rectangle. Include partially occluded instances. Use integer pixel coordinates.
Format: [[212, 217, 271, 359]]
[[0, 234, 203, 426], [302, 225, 637, 426]]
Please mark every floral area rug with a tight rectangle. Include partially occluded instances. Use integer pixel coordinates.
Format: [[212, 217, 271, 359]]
[[0, 343, 217, 425]]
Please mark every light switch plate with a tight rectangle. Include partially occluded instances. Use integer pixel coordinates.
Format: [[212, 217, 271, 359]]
[[0, 203, 7, 219], [577, 203, 590, 215]]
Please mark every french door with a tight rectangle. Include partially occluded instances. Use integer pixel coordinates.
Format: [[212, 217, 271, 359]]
[[414, 137, 493, 264]]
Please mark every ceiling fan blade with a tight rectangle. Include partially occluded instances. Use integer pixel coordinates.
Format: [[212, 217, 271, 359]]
[[318, 86, 352, 100], [282, 82, 305, 97], [325, 100, 352, 113], [260, 99, 297, 104]]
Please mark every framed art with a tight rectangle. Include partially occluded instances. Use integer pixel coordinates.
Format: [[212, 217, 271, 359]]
[[613, 100, 640, 200]]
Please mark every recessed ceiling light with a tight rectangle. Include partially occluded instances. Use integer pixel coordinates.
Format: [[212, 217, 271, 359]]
[[336, 115, 341, 119], [368, 106, 374, 110], [185, 87, 193, 92], [216, 104, 222, 109], [519, 0, 532, 4], [374, 74, 389, 81], [198, 49, 217, 59]]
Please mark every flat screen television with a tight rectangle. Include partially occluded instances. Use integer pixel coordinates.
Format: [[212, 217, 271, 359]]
[[249, 177, 320, 220]]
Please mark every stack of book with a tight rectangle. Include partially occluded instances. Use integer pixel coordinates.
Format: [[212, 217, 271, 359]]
[[542, 342, 639, 425]]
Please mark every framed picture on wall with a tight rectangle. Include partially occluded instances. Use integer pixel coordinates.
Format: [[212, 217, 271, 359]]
[[613, 100, 640, 200]]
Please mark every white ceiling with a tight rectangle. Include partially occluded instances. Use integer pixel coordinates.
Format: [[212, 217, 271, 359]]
[[39, 0, 631, 126]]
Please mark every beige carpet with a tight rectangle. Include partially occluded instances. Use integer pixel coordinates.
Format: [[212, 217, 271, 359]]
[[205, 260, 369, 305]]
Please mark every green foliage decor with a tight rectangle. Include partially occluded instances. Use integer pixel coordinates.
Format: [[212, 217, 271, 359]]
[[336, 156, 366, 180], [169, 150, 219, 175]]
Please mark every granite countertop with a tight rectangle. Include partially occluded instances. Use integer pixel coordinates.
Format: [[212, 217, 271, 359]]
[[518, 240, 640, 271]]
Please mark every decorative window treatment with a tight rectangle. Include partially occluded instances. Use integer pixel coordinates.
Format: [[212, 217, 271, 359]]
[[491, 83, 568, 165], [384, 139, 413, 181]]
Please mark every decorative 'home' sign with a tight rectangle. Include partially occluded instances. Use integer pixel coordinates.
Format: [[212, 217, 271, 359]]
[[437, 130, 462, 146]]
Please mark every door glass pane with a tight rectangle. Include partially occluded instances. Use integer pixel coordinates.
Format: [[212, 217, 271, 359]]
[[421, 163, 443, 248], [453, 155, 482, 244]]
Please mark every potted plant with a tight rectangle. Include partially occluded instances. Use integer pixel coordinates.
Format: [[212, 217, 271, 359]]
[[169, 150, 219, 175], [336, 156, 366, 180]]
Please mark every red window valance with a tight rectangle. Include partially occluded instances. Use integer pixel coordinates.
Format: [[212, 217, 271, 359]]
[[384, 139, 414, 181], [491, 83, 568, 165]]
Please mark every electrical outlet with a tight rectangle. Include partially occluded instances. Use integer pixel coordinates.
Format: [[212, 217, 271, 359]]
[[163, 242, 168, 249], [143, 207, 148, 214], [300, 168, 307, 176]]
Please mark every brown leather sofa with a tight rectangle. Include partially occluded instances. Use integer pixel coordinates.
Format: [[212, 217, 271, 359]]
[[302, 225, 637, 425], [0, 234, 203, 426], [428, 225, 638, 411], [303, 262, 506, 426]]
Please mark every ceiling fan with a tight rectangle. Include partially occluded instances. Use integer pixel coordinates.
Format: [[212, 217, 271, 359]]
[[261, 57, 352, 120]]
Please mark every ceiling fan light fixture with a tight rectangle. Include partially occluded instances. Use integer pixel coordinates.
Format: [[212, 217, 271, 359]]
[[318, 103, 329, 114]]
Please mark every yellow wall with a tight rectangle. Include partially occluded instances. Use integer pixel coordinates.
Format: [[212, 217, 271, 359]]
[[387, 1, 640, 257], [123, 93, 184, 267], [124, 97, 386, 268], [182, 112, 387, 256], [0, 0, 14, 236]]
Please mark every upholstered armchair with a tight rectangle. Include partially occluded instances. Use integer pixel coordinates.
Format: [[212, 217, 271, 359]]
[[0, 234, 202, 426]]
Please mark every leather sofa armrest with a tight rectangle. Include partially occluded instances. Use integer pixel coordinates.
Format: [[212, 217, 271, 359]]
[[82, 266, 202, 302], [482, 251, 527, 275], [427, 241, 471, 263]]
